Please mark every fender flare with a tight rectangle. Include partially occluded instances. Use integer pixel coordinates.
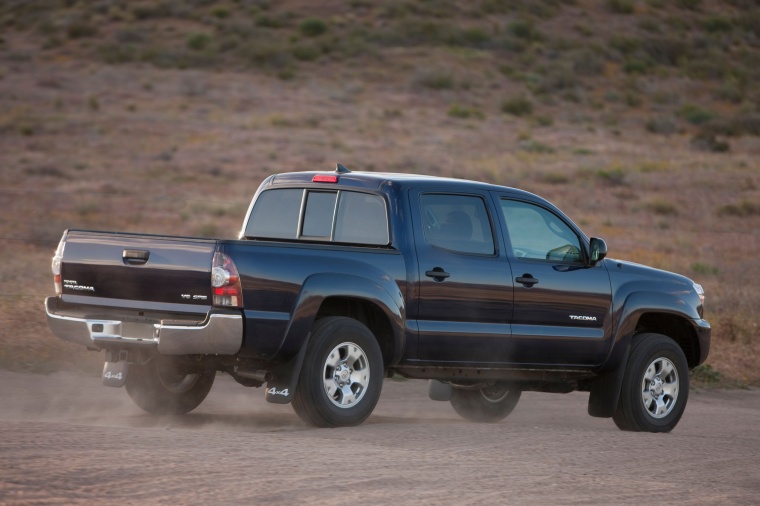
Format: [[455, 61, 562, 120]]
[[265, 273, 404, 404], [588, 291, 700, 418]]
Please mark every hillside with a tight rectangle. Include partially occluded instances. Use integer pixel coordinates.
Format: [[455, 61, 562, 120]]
[[0, 0, 758, 385]]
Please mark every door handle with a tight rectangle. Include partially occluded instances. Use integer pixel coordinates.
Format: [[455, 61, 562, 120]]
[[123, 249, 150, 265], [425, 268, 450, 281], [516, 274, 539, 287]]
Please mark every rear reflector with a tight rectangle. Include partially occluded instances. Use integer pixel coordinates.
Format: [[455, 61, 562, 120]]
[[312, 174, 339, 183]]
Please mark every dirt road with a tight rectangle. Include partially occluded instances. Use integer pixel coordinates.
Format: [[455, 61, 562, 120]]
[[1, 371, 758, 505]]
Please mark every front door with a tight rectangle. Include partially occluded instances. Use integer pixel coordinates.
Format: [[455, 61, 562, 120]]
[[493, 195, 613, 366], [411, 190, 513, 364]]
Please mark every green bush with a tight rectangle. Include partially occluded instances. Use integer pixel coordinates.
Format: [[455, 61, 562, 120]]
[[67, 20, 97, 39], [187, 33, 211, 51], [702, 16, 734, 33], [413, 69, 455, 90], [691, 263, 719, 275], [718, 200, 760, 217], [292, 43, 320, 61], [608, 0, 635, 14], [448, 104, 485, 120], [596, 167, 626, 185], [508, 19, 539, 41], [679, 104, 715, 125], [677, 0, 702, 10], [300, 18, 327, 37], [501, 97, 533, 116]]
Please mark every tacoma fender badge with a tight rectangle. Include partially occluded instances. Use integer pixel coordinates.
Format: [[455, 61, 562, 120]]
[[570, 315, 597, 321]]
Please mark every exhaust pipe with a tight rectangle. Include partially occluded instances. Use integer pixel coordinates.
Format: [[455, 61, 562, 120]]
[[235, 369, 272, 383]]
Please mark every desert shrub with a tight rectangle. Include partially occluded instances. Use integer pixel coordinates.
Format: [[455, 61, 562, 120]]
[[712, 81, 744, 104], [609, 36, 640, 57], [690, 364, 722, 385], [256, 15, 287, 28], [519, 139, 554, 153], [292, 43, 320, 61], [607, 0, 635, 14], [66, 19, 97, 39], [572, 49, 606, 76], [702, 16, 734, 33], [501, 96, 533, 116], [641, 36, 690, 65], [531, 66, 579, 95], [542, 172, 569, 184], [691, 262, 719, 275], [677, 0, 703, 10], [241, 39, 291, 69], [97, 43, 139, 64], [508, 19, 540, 41], [623, 59, 649, 74], [691, 133, 730, 152], [730, 113, 760, 136], [413, 69, 455, 90], [300, 18, 327, 37], [187, 33, 211, 51], [678, 104, 715, 125], [718, 200, 760, 217], [647, 198, 678, 215], [447, 104, 484, 119], [211, 7, 230, 19], [596, 167, 626, 185]]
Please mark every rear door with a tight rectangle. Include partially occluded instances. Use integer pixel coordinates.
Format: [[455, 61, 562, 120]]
[[492, 194, 613, 366], [61, 231, 217, 312], [410, 189, 513, 364]]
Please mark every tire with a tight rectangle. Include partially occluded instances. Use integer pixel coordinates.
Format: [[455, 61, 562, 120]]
[[292, 317, 384, 428], [125, 355, 215, 415], [450, 383, 521, 423], [613, 333, 689, 433]]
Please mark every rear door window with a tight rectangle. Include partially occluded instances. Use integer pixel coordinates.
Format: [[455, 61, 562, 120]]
[[420, 194, 495, 255]]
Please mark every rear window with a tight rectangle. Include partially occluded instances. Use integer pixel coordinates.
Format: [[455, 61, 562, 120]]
[[245, 189, 389, 246]]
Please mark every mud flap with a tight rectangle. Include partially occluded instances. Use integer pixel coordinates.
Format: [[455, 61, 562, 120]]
[[102, 361, 129, 388], [264, 342, 310, 404], [428, 380, 452, 401], [587, 344, 630, 418]]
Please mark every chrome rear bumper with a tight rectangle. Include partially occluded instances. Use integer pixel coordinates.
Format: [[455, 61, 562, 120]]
[[45, 297, 242, 355]]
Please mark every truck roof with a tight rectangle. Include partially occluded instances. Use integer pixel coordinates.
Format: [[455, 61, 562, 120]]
[[269, 169, 538, 199]]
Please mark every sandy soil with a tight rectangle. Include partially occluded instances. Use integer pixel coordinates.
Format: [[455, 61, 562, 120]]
[[1, 371, 758, 505]]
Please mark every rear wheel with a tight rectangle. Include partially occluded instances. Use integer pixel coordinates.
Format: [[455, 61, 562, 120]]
[[125, 356, 215, 415], [450, 383, 521, 423], [613, 333, 689, 433], [292, 317, 383, 427]]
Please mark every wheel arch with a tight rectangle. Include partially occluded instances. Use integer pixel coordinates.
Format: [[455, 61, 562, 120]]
[[634, 312, 702, 369], [316, 296, 397, 367]]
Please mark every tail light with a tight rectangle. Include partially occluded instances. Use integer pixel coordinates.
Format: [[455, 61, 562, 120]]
[[51, 235, 66, 295], [211, 251, 243, 307]]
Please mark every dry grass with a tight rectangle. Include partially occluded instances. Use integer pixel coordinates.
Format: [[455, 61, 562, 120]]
[[0, 0, 758, 386]]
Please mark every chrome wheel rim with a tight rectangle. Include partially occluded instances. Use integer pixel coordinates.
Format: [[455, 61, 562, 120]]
[[480, 384, 510, 404], [323, 342, 370, 409], [641, 357, 679, 419], [156, 359, 200, 393]]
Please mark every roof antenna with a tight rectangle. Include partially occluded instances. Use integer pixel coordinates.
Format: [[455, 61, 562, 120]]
[[335, 163, 351, 174]]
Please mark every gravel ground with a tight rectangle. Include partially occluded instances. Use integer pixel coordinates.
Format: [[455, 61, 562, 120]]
[[1, 371, 758, 505]]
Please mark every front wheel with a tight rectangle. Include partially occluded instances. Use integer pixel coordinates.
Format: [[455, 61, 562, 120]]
[[125, 356, 215, 415], [450, 383, 521, 423], [613, 333, 689, 433], [292, 317, 384, 427]]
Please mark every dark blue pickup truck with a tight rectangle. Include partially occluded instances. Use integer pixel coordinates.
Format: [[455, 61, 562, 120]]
[[45, 166, 710, 431]]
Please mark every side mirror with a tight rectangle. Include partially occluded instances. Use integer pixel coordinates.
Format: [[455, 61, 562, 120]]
[[589, 237, 608, 265]]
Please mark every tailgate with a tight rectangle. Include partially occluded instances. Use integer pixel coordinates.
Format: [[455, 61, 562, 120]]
[[60, 230, 217, 311]]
